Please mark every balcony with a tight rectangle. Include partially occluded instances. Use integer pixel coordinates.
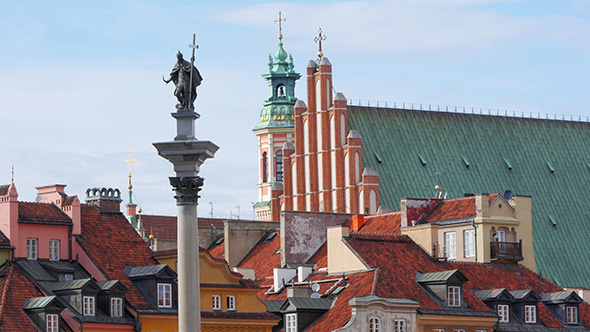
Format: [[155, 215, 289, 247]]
[[490, 240, 523, 262]]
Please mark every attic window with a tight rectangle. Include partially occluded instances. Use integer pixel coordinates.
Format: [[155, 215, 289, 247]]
[[503, 158, 513, 171], [419, 154, 427, 166], [263, 231, 278, 243], [461, 156, 470, 168], [524, 305, 536, 323], [375, 152, 383, 164], [448, 286, 461, 307], [567, 306, 578, 324], [47, 314, 58, 332], [546, 161, 555, 173]]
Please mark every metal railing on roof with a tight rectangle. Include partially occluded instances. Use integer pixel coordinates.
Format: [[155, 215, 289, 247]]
[[347, 99, 590, 122]]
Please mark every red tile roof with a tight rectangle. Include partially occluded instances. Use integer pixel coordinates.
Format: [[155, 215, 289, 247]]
[[0, 230, 10, 248], [421, 196, 476, 222], [75, 204, 159, 310], [18, 202, 72, 225], [238, 229, 281, 283], [201, 311, 280, 321], [358, 212, 401, 235], [0, 185, 9, 196], [208, 240, 224, 260], [141, 214, 225, 240]]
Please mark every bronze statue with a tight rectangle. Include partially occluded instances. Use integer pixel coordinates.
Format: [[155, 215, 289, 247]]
[[163, 51, 202, 110]]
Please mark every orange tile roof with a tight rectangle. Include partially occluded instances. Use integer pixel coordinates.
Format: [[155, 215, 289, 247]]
[[238, 229, 281, 282], [75, 204, 159, 310], [208, 240, 224, 260], [18, 202, 72, 225], [358, 212, 401, 235], [421, 196, 476, 222]]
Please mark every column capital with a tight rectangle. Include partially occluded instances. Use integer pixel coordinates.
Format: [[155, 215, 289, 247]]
[[170, 176, 204, 205]]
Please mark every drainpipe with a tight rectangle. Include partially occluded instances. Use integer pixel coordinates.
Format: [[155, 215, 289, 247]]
[[472, 219, 477, 261], [68, 223, 73, 261]]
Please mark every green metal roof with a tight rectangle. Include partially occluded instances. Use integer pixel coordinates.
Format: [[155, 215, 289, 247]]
[[22, 296, 58, 310], [347, 106, 590, 289]]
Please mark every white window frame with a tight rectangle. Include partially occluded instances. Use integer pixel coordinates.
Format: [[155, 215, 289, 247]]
[[227, 295, 235, 311], [498, 304, 509, 322], [463, 229, 475, 258], [49, 239, 60, 261], [454, 330, 466, 332], [212, 295, 221, 310], [524, 305, 536, 323], [157, 283, 172, 308], [369, 317, 381, 332], [83, 296, 95, 316], [495, 230, 506, 242], [433, 329, 445, 332], [46, 313, 58, 332], [566, 306, 578, 324], [394, 319, 406, 332], [285, 313, 297, 332], [111, 297, 123, 317], [444, 232, 456, 259], [27, 238, 38, 260], [448, 286, 461, 307]]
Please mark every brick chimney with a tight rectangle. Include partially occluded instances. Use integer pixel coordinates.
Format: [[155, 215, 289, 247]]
[[85, 187, 122, 212], [36, 184, 67, 205]]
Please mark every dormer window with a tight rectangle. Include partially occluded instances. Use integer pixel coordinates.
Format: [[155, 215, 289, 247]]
[[498, 304, 509, 322], [524, 305, 536, 323], [46, 314, 58, 332], [448, 286, 461, 306], [111, 297, 123, 317], [157, 283, 172, 308], [83, 296, 95, 316], [567, 306, 578, 324]]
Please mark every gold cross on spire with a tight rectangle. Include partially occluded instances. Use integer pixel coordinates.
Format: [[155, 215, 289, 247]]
[[314, 28, 326, 58], [124, 151, 136, 189], [275, 11, 286, 40]]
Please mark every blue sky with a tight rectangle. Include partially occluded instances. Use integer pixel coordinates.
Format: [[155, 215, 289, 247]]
[[1, 0, 589, 219]]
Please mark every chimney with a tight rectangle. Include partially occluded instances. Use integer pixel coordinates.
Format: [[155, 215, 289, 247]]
[[351, 215, 365, 232], [85, 187, 122, 212], [400, 198, 440, 227], [36, 184, 67, 205], [0, 183, 19, 246]]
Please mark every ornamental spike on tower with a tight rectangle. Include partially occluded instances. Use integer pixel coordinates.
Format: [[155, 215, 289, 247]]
[[253, 12, 301, 221]]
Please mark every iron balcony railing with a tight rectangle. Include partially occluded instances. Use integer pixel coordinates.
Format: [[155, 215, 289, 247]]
[[490, 240, 523, 261]]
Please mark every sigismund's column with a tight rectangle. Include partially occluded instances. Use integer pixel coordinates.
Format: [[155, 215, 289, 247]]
[[154, 35, 219, 331]]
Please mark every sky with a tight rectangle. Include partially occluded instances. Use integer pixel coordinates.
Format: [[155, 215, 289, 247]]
[[1, 0, 589, 219]]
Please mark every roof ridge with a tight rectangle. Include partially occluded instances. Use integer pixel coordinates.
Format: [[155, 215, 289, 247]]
[[365, 211, 401, 219], [350, 233, 411, 242]]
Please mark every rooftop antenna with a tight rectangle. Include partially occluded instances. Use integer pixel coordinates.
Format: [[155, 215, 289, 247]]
[[209, 202, 213, 218]]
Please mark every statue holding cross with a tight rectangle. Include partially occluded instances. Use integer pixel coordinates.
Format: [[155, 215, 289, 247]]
[[163, 34, 203, 110]]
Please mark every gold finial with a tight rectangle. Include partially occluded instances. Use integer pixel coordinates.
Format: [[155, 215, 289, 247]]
[[314, 28, 326, 58], [435, 185, 440, 191], [124, 151, 136, 188], [148, 234, 154, 240], [138, 207, 142, 214], [275, 11, 286, 40], [148, 226, 154, 240]]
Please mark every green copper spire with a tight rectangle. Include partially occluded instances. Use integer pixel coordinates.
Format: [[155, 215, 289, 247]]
[[254, 13, 301, 131]]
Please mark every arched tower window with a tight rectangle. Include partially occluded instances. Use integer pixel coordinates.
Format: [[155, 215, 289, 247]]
[[276, 151, 283, 181], [262, 152, 268, 183], [277, 84, 286, 97]]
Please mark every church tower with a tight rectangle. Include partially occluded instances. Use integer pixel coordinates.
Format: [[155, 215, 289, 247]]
[[253, 13, 301, 221]]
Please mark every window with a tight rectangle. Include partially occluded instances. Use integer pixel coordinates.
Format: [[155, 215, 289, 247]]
[[463, 230, 475, 258], [111, 297, 123, 317], [285, 313, 297, 332], [454, 330, 466, 332], [227, 295, 235, 311], [494, 230, 506, 242], [394, 319, 406, 332], [448, 286, 461, 307], [49, 239, 60, 261], [212, 295, 221, 310], [566, 306, 578, 324], [444, 232, 456, 259], [262, 152, 268, 183], [83, 296, 95, 316], [276, 151, 283, 181], [157, 283, 172, 308], [369, 317, 381, 332], [27, 238, 38, 260], [524, 305, 536, 323], [46, 313, 58, 332], [59, 274, 73, 282], [433, 329, 445, 332], [498, 304, 509, 322]]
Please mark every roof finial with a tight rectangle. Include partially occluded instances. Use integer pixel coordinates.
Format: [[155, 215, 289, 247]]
[[314, 28, 327, 58], [275, 11, 286, 40], [124, 151, 136, 190], [11, 165, 14, 184]]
